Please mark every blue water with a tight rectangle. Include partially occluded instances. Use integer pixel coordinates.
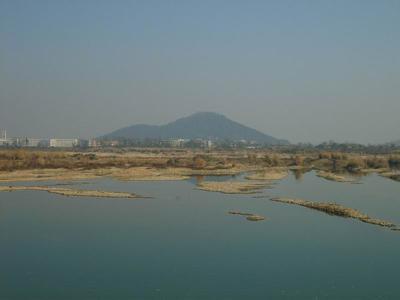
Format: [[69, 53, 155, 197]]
[[1, 172, 399, 299]]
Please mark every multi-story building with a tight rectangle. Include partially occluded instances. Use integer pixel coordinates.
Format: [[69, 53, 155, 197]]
[[206, 140, 213, 149], [88, 139, 99, 147], [0, 129, 8, 146], [166, 138, 187, 148], [49, 138, 79, 148], [25, 138, 49, 147]]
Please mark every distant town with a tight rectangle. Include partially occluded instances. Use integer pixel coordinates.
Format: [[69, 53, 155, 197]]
[[0, 129, 98, 148], [0, 129, 219, 149], [1, 128, 400, 154]]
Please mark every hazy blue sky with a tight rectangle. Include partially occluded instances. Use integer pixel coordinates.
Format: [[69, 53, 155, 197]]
[[0, 0, 399, 144]]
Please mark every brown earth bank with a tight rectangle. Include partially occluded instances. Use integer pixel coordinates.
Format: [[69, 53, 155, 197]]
[[0, 185, 142, 199], [270, 197, 398, 229]]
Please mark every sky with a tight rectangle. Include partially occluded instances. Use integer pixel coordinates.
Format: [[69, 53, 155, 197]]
[[0, 0, 399, 144]]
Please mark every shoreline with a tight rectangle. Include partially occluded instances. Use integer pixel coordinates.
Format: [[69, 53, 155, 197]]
[[0, 185, 142, 199], [0, 165, 257, 183], [197, 181, 270, 194], [271, 197, 397, 229]]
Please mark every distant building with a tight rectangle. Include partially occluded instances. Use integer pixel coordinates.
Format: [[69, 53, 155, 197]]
[[88, 139, 99, 148], [0, 129, 6, 140], [206, 140, 213, 149], [50, 138, 79, 148], [166, 138, 187, 148], [77, 139, 89, 148], [22, 138, 47, 147], [110, 140, 119, 147], [7, 137, 23, 146], [0, 129, 8, 146], [100, 140, 119, 147]]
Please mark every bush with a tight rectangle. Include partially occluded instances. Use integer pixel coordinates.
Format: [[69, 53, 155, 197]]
[[345, 159, 365, 172], [319, 152, 332, 159], [293, 155, 304, 166], [193, 155, 207, 169], [263, 154, 272, 166], [365, 157, 388, 169], [388, 156, 400, 168]]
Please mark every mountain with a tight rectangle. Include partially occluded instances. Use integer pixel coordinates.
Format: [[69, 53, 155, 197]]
[[102, 112, 289, 144]]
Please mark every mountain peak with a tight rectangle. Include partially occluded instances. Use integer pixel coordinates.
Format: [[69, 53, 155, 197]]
[[173, 111, 227, 122], [103, 112, 288, 144], [191, 111, 225, 117]]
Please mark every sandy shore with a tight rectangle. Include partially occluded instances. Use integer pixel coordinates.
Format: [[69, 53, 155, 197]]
[[197, 181, 269, 194], [0, 165, 255, 183], [380, 171, 400, 182], [245, 168, 288, 181], [271, 197, 397, 229], [316, 171, 358, 183], [228, 211, 266, 221], [0, 185, 141, 199]]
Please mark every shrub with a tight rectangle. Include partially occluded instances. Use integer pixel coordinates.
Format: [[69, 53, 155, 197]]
[[345, 159, 365, 172], [319, 152, 332, 159], [193, 155, 207, 169], [365, 157, 388, 169], [388, 156, 400, 168]]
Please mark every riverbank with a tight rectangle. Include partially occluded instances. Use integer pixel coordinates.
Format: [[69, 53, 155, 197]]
[[0, 149, 399, 185], [316, 171, 358, 183], [0, 165, 255, 183]]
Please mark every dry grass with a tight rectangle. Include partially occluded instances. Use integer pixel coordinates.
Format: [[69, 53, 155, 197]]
[[271, 197, 397, 229], [197, 181, 269, 194], [228, 211, 266, 221], [316, 171, 358, 183], [0, 149, 398, 184], [0, 185, 141, 198], [245, 168, 288, 181], [0, 168, 105, 182], [0, 164, 255, 183]]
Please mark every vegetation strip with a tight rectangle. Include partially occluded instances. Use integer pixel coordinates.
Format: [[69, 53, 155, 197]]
[[0, 149, 399, 185], [0, 186, 141, 199], [228, 211, 266, 221], [270, 197, 397, 229]]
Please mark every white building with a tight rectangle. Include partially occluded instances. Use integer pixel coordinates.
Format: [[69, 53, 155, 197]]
[[0, 129, 6, 140], [0, 129, 8, 146], [167, 138, 186, 148], [88, 139, 99, 147], [5, 137, 21, 146], [26, 138, 49, 147], [50, 138, 79, 148]]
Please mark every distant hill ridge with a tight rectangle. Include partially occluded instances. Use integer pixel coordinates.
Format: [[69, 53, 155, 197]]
[[102, 112, 289, 144]]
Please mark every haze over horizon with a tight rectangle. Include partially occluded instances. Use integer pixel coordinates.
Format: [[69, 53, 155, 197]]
[[1, 1, 399, 144]]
